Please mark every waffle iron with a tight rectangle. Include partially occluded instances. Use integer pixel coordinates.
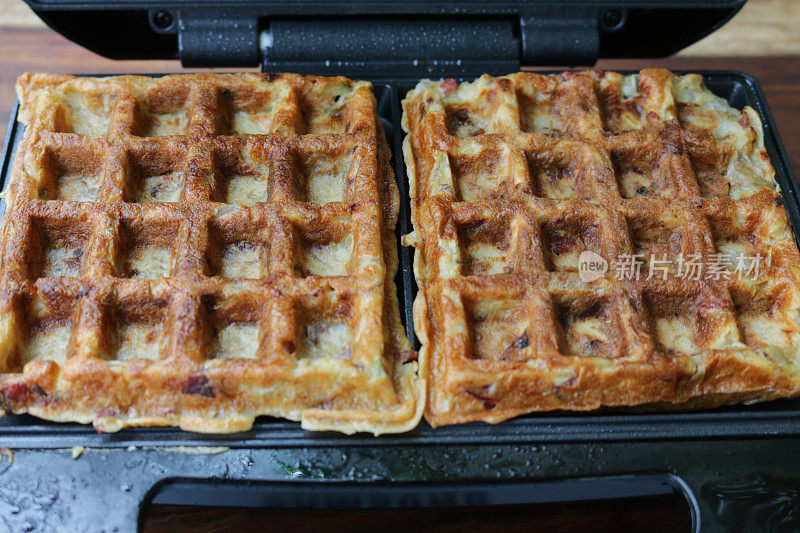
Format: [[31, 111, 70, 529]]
[[4, 2, 800, 531]]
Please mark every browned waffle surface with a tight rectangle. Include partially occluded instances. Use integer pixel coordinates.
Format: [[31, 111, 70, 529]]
[[0, 72, 423, 434], [402, 69, 800, 427]]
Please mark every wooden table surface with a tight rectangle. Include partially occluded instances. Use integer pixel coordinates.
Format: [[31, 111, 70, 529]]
[[0, 25, 798, 533]]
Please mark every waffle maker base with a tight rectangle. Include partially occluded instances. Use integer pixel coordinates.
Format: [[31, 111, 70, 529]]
[[2, 72, 800, 533]]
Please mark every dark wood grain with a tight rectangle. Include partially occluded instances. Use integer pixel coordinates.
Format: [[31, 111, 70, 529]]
[[0, 26, 798, 533]]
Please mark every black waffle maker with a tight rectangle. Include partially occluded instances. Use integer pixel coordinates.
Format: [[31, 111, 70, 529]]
[[3, 1, 800, 531]]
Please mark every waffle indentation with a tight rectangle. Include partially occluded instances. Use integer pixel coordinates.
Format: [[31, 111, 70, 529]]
[[597, 73, 645, 133], [222, 241, 264, 279], [116, 220, 176, 279], [206, 219, 267, 279], [5, 289, 80, 370], [296, 148, 354, 205], [58, 90, 111, 136], [517, 89, 563, 134], [705, 203, 776, 277], [301, 320, 351, 360], [458, 218, 513, 275], [612, 148, 679, 199], [142, 86, 189, 137], [643, 287, 738, 354], [287, 289, 356, 361], [526, 150, 581, 200], [449, 148, 516, 202], [731, 283, 796, 351], [214, 322, 259, 359], [21, 319, 72, 366], [107, 299, 168, 361], [39, 145, 103, 202], [626, 209, 690, 274], [217, 146, 271, 205], [301, 81, 356, 134], [446, 105, 489, 138], [26, 218, 89, 279], [228, 87, 281, 134], [552, 295, 623, 358], [294, 219, 353, 277], [125, 147, 185, 203], [466, 298, 531, 361], [542, 215, 604, 272], [200, 295, 263, 360], [117, 322, 162, 360]]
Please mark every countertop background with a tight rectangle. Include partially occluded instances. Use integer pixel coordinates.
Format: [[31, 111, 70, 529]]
[[1, 1, 799, 531]]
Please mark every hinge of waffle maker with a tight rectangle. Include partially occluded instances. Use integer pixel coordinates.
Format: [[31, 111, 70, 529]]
[[258, 18, 524, 77], [519, 6, 600, 66], [174, 9, 601, 76], [178, 9, 261, 67]]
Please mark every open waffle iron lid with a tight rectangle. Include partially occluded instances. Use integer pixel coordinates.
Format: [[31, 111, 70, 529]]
[[21, 0, 746, 74]]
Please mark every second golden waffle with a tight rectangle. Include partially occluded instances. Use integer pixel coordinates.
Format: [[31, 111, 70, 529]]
[[403, 69, 800, 427]]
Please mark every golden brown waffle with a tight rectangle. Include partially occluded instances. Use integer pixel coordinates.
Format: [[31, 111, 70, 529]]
[[0, 72, 423, 434], [402, 69, 800, 427]]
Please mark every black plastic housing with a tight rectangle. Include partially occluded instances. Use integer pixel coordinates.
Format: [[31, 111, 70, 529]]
[[21, 0, 746, 72], [1, 70, 800, 533]]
